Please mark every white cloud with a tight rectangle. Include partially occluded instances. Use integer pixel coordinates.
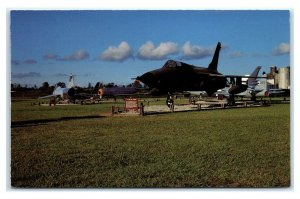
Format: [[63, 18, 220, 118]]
[[182, 42, 212, 59], [137, 41, 179, 60], [229, 51, 242, 59], [272, 42, 290, 56], [100, 41, 133, 62], [24, 59, 38, 64], [43, 53, 59, 60], [11, 60, 21, 65], [61, 49, 90, 61], [12, 72, 41, 78]]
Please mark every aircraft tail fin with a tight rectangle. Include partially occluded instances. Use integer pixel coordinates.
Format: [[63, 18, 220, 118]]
[[208, 42, 222, 73], [255, 74, 267, 92], [68, 74, 75, 88], [92, 82, 101, 94], [247, 66, 261, 89]]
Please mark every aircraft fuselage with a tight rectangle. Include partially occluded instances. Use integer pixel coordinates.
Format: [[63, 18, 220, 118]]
[[53, 87, 76, 100], [137, 60, 227, 96]]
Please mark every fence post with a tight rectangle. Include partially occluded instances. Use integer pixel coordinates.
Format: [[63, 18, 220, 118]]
[[111, 106, 115, 115]]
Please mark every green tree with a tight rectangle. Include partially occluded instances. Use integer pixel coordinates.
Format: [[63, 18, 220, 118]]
[[41, 82, 49, 89]]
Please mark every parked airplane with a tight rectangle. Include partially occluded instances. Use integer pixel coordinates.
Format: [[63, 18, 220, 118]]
[[73, 82, 102, 103], [39, 74, 101, 104], [96, 80, 148, 100], [98, 86, 138, 98], [267, 88, 287, 97], [218, 66, 262, 102], [97, 81, 141, 98], [136, 42, 260, 105], [237, 71, 288, 100], [252, 82, 286, 98], [39, 74, 76, 103], [185, 66, 262, 100], [236, 71, 268, 100]]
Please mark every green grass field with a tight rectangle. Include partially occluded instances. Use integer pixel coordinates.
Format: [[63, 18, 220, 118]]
[[10, 99, 290, 188]]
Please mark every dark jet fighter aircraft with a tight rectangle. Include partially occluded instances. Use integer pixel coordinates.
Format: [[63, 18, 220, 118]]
[[136, 42, 254, 104]]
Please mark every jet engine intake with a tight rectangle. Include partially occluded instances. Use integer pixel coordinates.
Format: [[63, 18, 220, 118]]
[[67, 87, 76, 97]]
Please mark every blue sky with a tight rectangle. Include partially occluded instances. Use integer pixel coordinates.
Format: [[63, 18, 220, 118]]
[[10, 10, 290, 87]]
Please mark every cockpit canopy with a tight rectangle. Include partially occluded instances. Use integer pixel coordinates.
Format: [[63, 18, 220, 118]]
[[162, 60, 182, 68], [162, 60, 197, 70]]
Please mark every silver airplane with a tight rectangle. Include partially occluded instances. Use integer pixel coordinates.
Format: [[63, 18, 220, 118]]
[[39, 74, 101, 104], [39, 74, 76, 103]]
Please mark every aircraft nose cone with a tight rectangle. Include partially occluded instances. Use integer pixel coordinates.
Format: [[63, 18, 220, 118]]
[[137, 72, 157, 87], [68, 88, 76, 97]]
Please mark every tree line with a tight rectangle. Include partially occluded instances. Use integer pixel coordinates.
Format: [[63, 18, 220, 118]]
[[11, 81, 143, 99]]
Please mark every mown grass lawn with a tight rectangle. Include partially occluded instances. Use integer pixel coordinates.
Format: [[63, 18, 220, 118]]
[[10, 100, 290, 188]]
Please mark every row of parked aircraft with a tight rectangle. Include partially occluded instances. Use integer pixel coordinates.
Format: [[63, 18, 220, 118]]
[[39, 42, 286, 105], [39, 74, 139, 104]]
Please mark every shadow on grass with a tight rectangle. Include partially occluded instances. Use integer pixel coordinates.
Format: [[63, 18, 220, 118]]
[[11, 115, 106, 128]]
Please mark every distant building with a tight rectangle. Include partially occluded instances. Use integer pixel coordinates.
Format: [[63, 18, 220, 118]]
[[266, 66, 290, 90], [278, 67, 290, 89]]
